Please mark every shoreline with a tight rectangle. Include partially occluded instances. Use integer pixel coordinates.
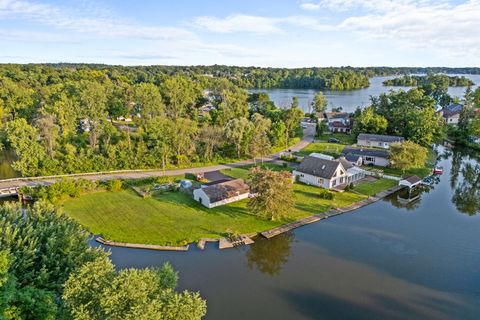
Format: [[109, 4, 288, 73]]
[[95, 185, 405, 252]]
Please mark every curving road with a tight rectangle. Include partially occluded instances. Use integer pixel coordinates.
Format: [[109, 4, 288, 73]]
[[0, 123, 316, 191]]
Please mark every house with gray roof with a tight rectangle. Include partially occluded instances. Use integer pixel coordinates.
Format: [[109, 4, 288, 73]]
[[293, 156, 365, 189], [357, 133, 404, 149], [342, 147, 390, 167], [193, 179, 250, 208], [436, 104, 462, 125]]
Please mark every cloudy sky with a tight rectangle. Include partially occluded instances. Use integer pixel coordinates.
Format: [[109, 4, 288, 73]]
[[0, 0, 479, 67]]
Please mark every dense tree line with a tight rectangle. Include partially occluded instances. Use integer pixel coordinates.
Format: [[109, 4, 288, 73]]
[[354, 88, 445, 146], [383, 74, 474, 87], [0, 65, 305, 176], [0, 202, 206, 320]]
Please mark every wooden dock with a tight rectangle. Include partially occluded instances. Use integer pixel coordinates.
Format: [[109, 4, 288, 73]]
[[261, 185, 403, 239], [96, 237, 189, 251]]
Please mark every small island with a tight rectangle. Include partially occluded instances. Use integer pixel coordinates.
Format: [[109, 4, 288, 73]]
[[383, 74, 474, 87]]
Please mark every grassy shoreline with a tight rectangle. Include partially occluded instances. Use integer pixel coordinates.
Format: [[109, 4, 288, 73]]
[[61, 164, 398, 246]]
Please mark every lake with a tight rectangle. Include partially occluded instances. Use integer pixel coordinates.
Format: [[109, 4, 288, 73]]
[[99, 146, 480, 320], [250, 75, 480, 113]]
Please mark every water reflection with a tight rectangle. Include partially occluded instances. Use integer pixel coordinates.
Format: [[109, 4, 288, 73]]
[[246, 232, 294, 276], [452, 162, 480, 216]]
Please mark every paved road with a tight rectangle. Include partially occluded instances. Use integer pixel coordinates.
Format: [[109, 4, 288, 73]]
[[0, 123, 316, 190]]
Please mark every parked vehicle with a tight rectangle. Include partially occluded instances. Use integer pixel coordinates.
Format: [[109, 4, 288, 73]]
[[328, 138, 340, 143]]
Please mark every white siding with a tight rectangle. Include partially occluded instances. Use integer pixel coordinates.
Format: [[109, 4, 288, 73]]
[[293, 171, 331, 189], [357, 139, 391, 149], [363, 156, 389, 167], [193, 188, 249, 208]]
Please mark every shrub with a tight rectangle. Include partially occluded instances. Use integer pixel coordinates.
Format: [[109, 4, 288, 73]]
[[319, 189, 335, 200], [155, 176, 174, 184], [106, 179, 123, 192]]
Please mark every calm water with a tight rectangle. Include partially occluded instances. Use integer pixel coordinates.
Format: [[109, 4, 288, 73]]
[[250, 75, 480, 113], [99, 146, 480, 320], [0, 149, 20, 180]]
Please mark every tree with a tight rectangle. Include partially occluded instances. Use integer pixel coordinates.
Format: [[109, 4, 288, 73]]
[[160, 76, 199, 120], [353, 106, 388, 135], [224, 117, 253, 158], [474, 87, 480, 108], [5, 118, 47, 176], [197, 126, 224, 162], [283, 106, 304, 148], [389, 141, 428, 172], [63, 256, 206, 320], [312, 92, 328, 114], [249, 113, 272, 162], [247, 167, 295, 221], [405, 107, 445, 146], [0, 202, 101, 319], [469, 115, 480, 137], [134, 83, 164, 119]]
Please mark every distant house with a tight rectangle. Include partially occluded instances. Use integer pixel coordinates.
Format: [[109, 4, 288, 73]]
[[78, 119, 91, 133], [198, 104, 216, 118], [437, 104, 462, 125], [330, 121, 352, 133], [293, 156, 365, 189], [342, 147, 390, 167], [325, 112, 352, 133], [357, 133, 404, 149], [193, 179, 250, 208], [325, 112, 349, 124], [316, 112, 326, 121]]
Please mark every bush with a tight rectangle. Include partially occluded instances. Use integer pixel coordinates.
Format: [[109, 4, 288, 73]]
[[319, 189, 335, 200], [344, 183, 354, 191], [21, 178, 97, 204], [155, 176, 174, 184], [106, 179, 123, 192]]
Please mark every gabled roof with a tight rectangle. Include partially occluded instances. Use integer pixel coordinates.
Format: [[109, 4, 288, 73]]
[[201, 179, 250, 203], [442, 104, 462, 118], [330, 121, 351, 128], [325, 112, 349, 120], [357, 133, 404, 143], [344, 154, 361, 162], [296, 156, 343, 179], [338, 157, 353, 170], [342, 147, 390, 158]]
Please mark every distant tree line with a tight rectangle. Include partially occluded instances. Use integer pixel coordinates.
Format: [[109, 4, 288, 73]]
[[0, 65, 304, 176], [383, 74, 474, 87]]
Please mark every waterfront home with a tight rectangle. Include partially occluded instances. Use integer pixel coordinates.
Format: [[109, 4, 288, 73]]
[[325, 112, 350, 124], [342, 147, 390, 167], [342, 154, 363, 166], [293, 156, 365, 189], [357, 133, 404, 149], [436, 104, 462, 125], [399, 175, 422, 189], [193, 179, 250, 208]]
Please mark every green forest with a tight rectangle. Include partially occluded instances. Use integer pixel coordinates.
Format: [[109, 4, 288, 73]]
[[383, 74, 474, 87]]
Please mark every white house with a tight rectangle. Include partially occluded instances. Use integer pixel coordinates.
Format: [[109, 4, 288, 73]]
[[436, 104, 462, 125], [357, 133, 404, 149], [193, 179, 250, 208], [293, 156, 365, 189], [342, 147, 390, 167]]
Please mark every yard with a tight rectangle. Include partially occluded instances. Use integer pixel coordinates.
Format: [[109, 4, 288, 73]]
[[62, 164, 369, 246], [295, 142, 345, 157], [352, 178, 398, 196], [316, 132, 356, 144]]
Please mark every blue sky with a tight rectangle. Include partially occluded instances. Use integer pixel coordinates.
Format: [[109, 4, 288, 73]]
[[0, 0, 479, 67]]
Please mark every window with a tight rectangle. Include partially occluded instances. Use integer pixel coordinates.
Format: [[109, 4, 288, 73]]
[[318, 178, 324, 184], [365, 156, 375, 162]]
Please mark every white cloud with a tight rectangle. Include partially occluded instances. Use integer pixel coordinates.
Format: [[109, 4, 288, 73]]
[[300, 2, 321, 10], [336, 0, 480, 56], [192, 14, 333, 34], [0, 0, 195, 40]]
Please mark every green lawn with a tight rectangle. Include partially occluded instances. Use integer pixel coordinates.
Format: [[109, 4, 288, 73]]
[[295, 142, 345, 157], [316, 132, 356, 144], [62, 165, 367, 246], [353, 178, 398, 196]]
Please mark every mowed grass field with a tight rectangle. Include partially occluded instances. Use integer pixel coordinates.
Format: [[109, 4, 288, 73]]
[[295, 142, 345, 157], [62, 164, 368, 246]]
